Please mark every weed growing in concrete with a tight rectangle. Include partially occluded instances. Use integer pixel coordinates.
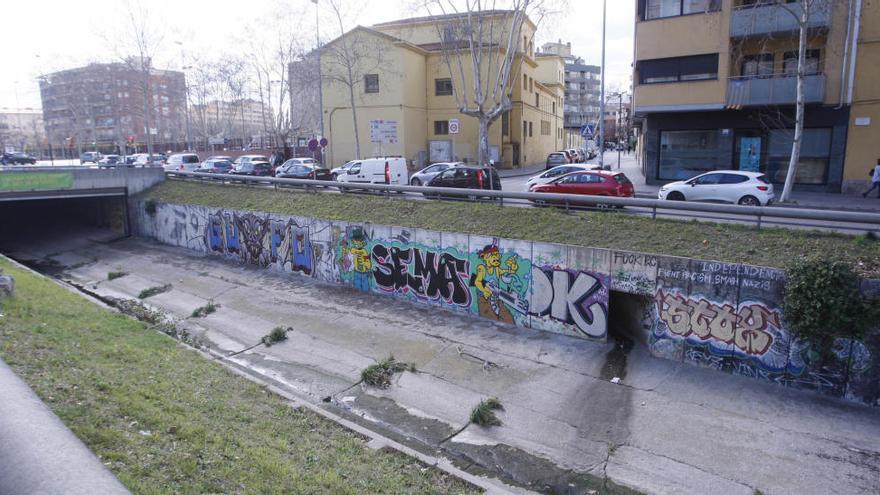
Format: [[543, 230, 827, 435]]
[[107, 271, 128, 281], [107, 297, 165, 325], [470, 398, 503, 427], [191, 301, 219, 318], [261, 326, 290, 347], [361, 355, 414, 388], [138, 284, 172, 300]]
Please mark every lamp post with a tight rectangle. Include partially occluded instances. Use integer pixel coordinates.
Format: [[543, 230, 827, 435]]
[[312, 0, 325, 163], [598, 0, 606, 170], [175, 41, 192, 151]]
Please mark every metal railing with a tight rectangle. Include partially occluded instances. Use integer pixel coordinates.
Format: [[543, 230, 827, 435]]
[[165, 171, 880, 233]]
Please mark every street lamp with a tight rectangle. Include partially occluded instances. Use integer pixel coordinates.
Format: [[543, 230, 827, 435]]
[[175, 40, 193, 151], [312, 0, 325, 163], [598, 0, 607, 170]]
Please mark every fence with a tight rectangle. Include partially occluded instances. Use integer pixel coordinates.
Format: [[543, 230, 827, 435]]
[[165, 171, 880, 233]]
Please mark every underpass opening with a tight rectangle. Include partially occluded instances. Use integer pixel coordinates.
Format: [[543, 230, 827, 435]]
[[0, 195, 129, 266]]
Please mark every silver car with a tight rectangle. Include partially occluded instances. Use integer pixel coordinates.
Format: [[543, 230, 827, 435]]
[[410, 162, 463, 186]]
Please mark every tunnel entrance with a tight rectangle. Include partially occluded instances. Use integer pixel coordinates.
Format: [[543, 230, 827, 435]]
[[602, 290, 655, 380], [0, 195, 129, 264]]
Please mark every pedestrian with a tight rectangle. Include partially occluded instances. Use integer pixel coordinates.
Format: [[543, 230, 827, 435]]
[[863, 159, 880, 198]]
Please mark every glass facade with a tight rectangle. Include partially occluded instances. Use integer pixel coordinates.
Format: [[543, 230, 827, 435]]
[[658, 130, 719, 180]]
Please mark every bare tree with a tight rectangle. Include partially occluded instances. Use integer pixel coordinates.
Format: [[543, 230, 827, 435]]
[[415, 0, 555, 166]]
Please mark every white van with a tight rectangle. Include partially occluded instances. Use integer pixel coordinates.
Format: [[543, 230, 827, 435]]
[[335, 157, 409, 185]]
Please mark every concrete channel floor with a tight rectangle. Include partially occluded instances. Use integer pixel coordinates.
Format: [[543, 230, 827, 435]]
[[30, 237, 880, 495]]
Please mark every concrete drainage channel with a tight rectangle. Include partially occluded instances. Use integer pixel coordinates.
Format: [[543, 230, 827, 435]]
[[33, 260, 640, 495]]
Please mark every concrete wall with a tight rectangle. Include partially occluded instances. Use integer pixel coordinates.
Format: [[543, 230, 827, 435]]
[[133, 201, 880, 406], [0, 166, 164, 196]]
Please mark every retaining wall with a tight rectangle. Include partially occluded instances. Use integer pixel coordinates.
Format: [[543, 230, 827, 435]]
[[132, 200, 880, 406]]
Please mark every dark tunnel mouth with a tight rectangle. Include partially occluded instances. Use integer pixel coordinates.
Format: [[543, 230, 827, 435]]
[[0, 195, 129, 262]]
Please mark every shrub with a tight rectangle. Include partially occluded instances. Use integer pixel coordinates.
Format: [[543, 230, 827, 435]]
[[470, 398, 504, 427], [107, 271, 128, 281], [361, 355, 413, 388], [261, 327, 289, 347], [138, 284, 172, 300], [191, 302, 219, 318], [784, 259, 874, 357]]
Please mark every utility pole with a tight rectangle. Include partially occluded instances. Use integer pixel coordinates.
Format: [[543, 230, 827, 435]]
[[175, 41, 192, 151], [598, 0, 606, 170], [617, 92, 622, 169], [313, 0, 325, 163]]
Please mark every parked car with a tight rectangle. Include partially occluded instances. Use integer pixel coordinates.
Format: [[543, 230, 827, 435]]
[[530, 171, 634, 206], [276, 157, 318, 174], [335, 157, 409, 185], [80, 151, 102, 163], [197, 158, 234, 174], [1, 152, 37, 165], [424, 165, 501, 198], [410, 162, 462, 186], [97, 155, 123, 168], [233, 155, 269, 170], [134, 154, 165, 166], [557, 150, 575, 163], [205, 155, 233, 162], [566, 149, 583, 163], [546, 152, 570, 170], [229, 160, 274, 177], [275, 161, 332, 181], [330, 160, 357, 180], [164, 153, 200, 172], [658, 171, 774, 206], [526, 164, 595, 191]]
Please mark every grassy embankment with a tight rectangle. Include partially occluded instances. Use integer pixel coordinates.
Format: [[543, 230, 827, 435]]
[[143, 180, 880, 277], [0, 257, 478, 494]]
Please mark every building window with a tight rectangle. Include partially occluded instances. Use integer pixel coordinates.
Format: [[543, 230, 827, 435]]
[[434, 120, 449, 135], [783, 50, 822, 76], [765, 128, 831, 185], [552, 101, 556, 115], [502, 112, 509, 136], [741, 54, 774, 78], [535, 93, 540, 107], [658, 130, 719, 181], [639, 54, 718, 84], [435, 78, 453, 96], [541, 120, 551, 136], [523, 120, 528, 139], [528, 121, 533, 137], [643, 0, 721, 20], [364, 74, 379, 93]]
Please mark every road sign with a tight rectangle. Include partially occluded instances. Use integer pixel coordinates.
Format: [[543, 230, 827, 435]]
[[448, 118, 460, 135], [581, 123, 595, 138], [319, 137, 328, 147], [308, 139, 319, 151], [369, 120, 398, 144]]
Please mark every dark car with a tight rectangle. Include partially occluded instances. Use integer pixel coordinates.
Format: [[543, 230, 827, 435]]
[[197, 159, 234, 174], [1, 152, 37, 165], [425, 166, 501, 198], [275, 161, 332, 181], [229, 161, 274, 177], [545, 152, 569, 170], [531, 171, 634, 207]]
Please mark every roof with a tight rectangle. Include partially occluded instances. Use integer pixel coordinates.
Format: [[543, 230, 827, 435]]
[[320, 25, 429, 56], [374, 10, 519, 28]]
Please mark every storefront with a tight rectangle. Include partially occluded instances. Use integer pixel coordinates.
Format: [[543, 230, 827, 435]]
[[641, 106, 849, 192]]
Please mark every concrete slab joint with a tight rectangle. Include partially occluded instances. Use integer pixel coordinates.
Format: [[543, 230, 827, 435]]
[[131, 199, 880, 407]]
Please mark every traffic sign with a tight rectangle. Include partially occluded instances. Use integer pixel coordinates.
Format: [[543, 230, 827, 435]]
[[448, 118, 460, 135], [308, 139, 319, 151], [319, 137, 328, 147]]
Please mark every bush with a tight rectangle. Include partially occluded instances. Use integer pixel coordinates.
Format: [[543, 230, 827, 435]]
[[261, 327, 289, 347], [361, 355, 413, 388], [469, 398, 503, 427], [784, 259, 874, 357]]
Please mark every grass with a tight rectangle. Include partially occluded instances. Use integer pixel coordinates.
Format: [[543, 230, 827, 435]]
[[469, 398, 504, 427], [0, 257, 479, 494], [190, 301, 219, 318], [361, 355, 415, 389], [107, 271, 128, 281], [142, 180, 880, 277], [261, 326, 289, 347], [137, 284, 172, 300]]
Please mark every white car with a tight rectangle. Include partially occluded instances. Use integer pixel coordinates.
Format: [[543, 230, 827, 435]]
[[658, 171, 775, 206], [164, 153, 200, 172], [525, 164, 597, 191], [410, 162, 463, 186], [335, 157, 409, 185]]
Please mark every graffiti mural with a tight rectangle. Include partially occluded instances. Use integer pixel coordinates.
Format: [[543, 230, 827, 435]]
[[372, 243, 471, 307], [530, 267, 609, 339], [470, 239, 531, 326]]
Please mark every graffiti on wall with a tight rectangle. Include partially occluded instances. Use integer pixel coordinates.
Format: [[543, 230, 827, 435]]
[[372, 242, 471, 307], [530, 266, 609, 338], [471, 240, 530, 325]]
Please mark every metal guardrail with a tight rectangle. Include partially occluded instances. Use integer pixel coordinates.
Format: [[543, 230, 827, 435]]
[[165, 171, 880, 232]]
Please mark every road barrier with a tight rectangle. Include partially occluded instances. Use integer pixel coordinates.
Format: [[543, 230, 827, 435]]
[[165, 171, 880, 233]]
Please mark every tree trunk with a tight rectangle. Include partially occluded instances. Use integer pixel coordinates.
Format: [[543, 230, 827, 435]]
[[780, 8, 809, 202], [347, 79, 361, 159], [478, 117, 490, 166]]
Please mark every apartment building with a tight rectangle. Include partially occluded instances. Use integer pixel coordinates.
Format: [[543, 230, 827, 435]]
[[633, 0, 877, 193], [190, 98, 266, 145], [540, 40, 602, 148], [319, 11, 565, 169], [39, 61, 186, 154], [0, 107, 45, 153]]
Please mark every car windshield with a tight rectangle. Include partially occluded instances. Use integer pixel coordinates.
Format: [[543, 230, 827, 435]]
[[182, 155, 199, 163]]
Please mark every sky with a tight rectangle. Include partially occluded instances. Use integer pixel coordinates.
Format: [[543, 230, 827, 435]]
[[1, 0, 634, 109]]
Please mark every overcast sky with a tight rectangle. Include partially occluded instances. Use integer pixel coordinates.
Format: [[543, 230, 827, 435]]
[[1, 0, 634, 109]]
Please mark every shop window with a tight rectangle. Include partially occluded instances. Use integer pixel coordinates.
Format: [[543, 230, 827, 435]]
[[765, 128, 831, 185], [658, 130, 719, 180]]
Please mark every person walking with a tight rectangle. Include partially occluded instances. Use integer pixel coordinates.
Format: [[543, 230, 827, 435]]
[[863, 159, 880, 198]]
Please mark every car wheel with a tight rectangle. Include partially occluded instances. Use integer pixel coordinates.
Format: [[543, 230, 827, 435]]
[[411, 178, 421, 186], [667, 191, 685, 201], [738, 195, 760, 207]]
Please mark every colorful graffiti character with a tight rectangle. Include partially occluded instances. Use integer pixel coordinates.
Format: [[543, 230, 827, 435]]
[[472, 241, 526, 323], [341, 228, 372, 292]]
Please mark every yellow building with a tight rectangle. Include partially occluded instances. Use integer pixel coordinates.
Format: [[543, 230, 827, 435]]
[[632, 0, 877, 193], [319, 11, 564, 169]]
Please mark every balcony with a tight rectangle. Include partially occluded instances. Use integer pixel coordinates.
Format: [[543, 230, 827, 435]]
[[730, 1, 830, 38], [726, 74, 825, 107]]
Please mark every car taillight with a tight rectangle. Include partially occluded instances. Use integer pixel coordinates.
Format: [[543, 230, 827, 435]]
[[477, 170, 484, 189], [757, 186, 769, 191], [385, 162, 390, 184], [311, 170, 316, 180]]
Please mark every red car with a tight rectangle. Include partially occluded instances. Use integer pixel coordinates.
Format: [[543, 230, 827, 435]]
[[530, 171, 634, 206]]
